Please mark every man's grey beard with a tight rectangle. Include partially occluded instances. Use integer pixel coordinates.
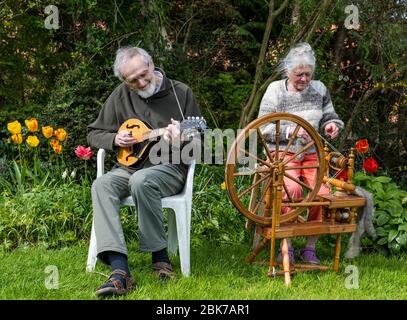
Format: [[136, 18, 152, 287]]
[[136, 73, 157, 99]]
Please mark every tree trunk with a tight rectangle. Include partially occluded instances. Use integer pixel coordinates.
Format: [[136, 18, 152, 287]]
[[239, 0, 334, 128], [140, 0, 169, 66], [291, 0, 300, 25], [239, 0, 289, 128]]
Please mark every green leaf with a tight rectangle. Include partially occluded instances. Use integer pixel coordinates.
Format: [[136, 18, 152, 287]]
[[388, 229, 399, 243], [372, 182, 384, 193], [377, 237, 388, 245], [375, 227, 388, 237], [390, 218, 403, 225], [374, 176, 392, 183], [388, 241, 401, 254], [376, 214, 390, 226], [398, 224, 407, 232], [397, 233, 407, 246], [388, 207, 402, 217], [388, 199, 403, 209]]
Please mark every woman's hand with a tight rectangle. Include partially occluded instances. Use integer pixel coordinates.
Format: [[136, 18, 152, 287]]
[[324, 123, 339, 139], [289, 126, 309, 139]]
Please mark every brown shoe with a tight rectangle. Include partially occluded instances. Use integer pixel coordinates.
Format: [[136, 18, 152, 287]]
[[152, 261, 175, 280], [95, 269, 136, 298]]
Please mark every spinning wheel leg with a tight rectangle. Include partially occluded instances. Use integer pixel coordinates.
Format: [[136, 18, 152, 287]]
[[333, 234, 341, 272], [247, 237, 268, 264], [281, 238, 291, 286]]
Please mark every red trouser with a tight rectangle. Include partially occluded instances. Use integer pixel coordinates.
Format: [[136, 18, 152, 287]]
[[281, 152, 329, 221]]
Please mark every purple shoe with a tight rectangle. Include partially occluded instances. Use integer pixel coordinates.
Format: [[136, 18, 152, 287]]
[[277, 248, 295, 265], [300, 248, 320, 264]]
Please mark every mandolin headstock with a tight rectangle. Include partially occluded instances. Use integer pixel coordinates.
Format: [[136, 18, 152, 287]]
[[180, 116, 207, 140]]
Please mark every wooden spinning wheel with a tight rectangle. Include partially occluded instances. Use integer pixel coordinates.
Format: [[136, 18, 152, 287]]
[[225, 112, 325, 225], [224, 113, 366, 286]]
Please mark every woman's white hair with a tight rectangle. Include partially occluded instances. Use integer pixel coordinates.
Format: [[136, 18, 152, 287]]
[[277, 42, 316, 76], [113, 47, 152, 81]]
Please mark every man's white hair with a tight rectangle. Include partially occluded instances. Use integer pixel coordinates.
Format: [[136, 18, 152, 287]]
[[278, 42, 316, 76], [113, 47, 152, 81]]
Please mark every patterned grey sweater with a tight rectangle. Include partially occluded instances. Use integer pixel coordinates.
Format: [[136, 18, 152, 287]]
[[258, 79, 344, 154]]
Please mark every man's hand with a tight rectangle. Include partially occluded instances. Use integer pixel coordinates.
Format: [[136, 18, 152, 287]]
[[163, 118, 181, 144], [324, 123, 339, 139], [114, 130, 136, 147]]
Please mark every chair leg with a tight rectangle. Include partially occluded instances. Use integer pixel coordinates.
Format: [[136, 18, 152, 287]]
[[86, 219, 98, 272], [174, 203, 191, 277], [167, 210, 178, 255]]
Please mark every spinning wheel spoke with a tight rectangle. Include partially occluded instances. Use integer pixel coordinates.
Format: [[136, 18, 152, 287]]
[[281, 141, 315, 166], [233, 166, 270, 176], [274, 120, 280, 161], [282, 181, 293, 203], [239, 148, 271, 167], [251, 177, 273, 216], [284, 172, 314, 191], [285, 164, 319, 170], [256, 128, 274, 164], [237, 173, 270, 199], [280, 125, 300, 161]]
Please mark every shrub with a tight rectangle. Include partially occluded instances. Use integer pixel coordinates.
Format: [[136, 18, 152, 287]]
[[353, 172, 407, 254]]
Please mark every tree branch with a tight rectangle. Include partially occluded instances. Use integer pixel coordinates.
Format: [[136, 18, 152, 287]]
[[338, 64, 407, 151]]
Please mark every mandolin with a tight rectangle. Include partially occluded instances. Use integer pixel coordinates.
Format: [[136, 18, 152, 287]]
[[117, 117, 207, 167]]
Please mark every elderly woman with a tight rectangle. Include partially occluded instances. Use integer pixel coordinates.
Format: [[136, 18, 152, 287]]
[[258, 42, 344, 265]]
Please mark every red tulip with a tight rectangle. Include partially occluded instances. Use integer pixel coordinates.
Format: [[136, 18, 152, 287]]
[[355, 139, 369, 154], [75, 145, 94, 160], [362, 157, 378, 173]]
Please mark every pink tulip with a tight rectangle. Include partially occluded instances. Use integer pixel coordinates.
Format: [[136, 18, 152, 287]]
[[75, 145, 94, 160]]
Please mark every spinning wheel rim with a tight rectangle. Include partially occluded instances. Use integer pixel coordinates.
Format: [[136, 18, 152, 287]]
[[225, 113, 325, 226]]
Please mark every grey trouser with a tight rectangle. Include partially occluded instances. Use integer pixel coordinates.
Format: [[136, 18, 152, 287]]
[[91, 164, 186, 263]]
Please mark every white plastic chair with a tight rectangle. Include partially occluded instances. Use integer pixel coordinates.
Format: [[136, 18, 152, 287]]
[[86, 149, 195, 277]]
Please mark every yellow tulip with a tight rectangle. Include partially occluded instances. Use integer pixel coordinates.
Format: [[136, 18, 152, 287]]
[[52, 143, 62, 154], [220, 181, 226, 190], [11, 133, 23, 145], [25, 118, 38, 132], [7, 120, 22, 134], [55, 128, 67, 142], [26, 135, 40, 148], [42, 126, 53, 139], [50, 139, 60, 148]]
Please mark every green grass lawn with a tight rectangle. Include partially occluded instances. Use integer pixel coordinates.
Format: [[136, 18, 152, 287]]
[[1, 240, 406, 300]]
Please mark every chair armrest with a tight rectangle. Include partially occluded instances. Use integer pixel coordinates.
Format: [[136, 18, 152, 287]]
[[97, 149, 106, 178]]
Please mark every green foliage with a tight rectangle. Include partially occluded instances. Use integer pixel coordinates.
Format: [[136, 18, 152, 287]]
[[353, 172, 407, 255], [200, 72, 252, 128], [1, 242, 407, 299], [41, 64, 116, 166], [0, 182, 137, 251], [191, 164, 247, 246]]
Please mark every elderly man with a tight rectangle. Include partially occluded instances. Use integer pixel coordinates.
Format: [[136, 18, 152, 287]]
[[87, 47, 202, 297]]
